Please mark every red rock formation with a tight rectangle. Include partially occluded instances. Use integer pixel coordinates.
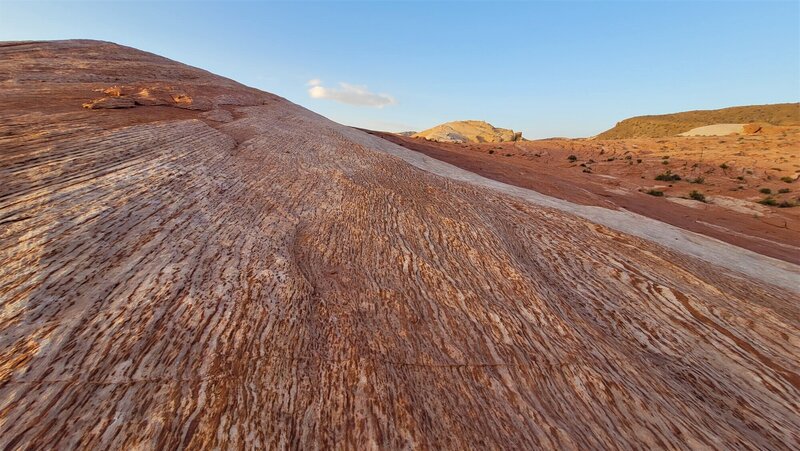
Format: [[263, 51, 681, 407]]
[[1, 40, 798, 449], [369, 131, 800, 264], [82, 96, 136, 109]]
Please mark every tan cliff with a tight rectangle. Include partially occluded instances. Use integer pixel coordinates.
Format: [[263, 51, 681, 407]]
[[413, 120, 523, 143]]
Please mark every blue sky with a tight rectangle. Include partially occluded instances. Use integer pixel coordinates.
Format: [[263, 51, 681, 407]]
[[1, 1, 798, 138]]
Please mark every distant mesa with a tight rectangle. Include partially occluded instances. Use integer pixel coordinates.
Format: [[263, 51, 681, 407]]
[[396, 131, 416, 137], [597, 103, 800, 139], [413, 120, 523, 143]]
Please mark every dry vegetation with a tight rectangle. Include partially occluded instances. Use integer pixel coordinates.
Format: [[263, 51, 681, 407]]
[[597, 103, 800, 139]]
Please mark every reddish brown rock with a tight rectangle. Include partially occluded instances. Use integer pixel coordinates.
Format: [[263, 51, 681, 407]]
[[82, 95, 135, 109], [743, 122, 763, 134], [102, 85, 124, 96], [1, 40, 798, 450], [371, 130, 800, 264]]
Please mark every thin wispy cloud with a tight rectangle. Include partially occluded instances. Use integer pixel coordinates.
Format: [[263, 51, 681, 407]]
[[307, 79, 396, 108]]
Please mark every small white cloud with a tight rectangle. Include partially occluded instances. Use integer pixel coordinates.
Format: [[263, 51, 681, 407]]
[[307, 80, 396, 108]]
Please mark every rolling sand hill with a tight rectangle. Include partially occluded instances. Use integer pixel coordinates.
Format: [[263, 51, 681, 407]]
[[597, 103, 800, 139], [413, 120, 523, 143], [1, 41, 799, 449]]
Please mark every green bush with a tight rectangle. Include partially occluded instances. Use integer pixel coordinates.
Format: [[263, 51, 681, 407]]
[[778, 188, 791, 194], [567, 155, 577, 162], [758, 197, 778, 206], [646, 189, 664, 197], [780, 176, 794, 183], [655, 170, 681, 182], [688, 190, 706, 202], [689, 177, 705, 184], [759, 188, 772, 194]]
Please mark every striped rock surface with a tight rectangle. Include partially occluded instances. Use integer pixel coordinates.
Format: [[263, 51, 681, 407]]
[[1, 40, 799, 449]]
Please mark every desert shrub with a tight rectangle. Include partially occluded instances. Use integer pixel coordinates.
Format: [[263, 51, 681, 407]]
[[689, 177, 705, 184], [567, 155, 577, 162], [778, 200, 797, 208], [661, 160, 669, 165], [736, 176, 745, 181], [778, 188, 791, 194], [688, 190, 706, 202], [636, 159, 642, 163], [624, 155, 632, 160], [759, 188, 772, 194], [720, 163, 730, 170], [646, 189, 664, 197], [488, 150, 495, 154], [661, 155, 669, 159], [780, 176, 794, 183], [655, 170, 681, 182], [758, 197, 778, 206], [607, 157, 615, 161]]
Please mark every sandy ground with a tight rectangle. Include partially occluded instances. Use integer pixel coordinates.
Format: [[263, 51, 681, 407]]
[[679, 123, 745, 136], [355, 130, 799, 292], [370, 131, 800, 265]]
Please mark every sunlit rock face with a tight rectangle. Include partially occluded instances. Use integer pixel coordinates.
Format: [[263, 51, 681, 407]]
[[414, 120, 523, 143], [1, 40, 799, 449]]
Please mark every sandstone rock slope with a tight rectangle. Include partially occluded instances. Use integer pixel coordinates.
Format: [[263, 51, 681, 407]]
[[1, 40, 799, 449], [413, 120, 523, 143], [598, 103, 800, 139]]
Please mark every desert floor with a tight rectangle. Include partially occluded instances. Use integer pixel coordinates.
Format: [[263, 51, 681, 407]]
[[370, 130, 800, 264]]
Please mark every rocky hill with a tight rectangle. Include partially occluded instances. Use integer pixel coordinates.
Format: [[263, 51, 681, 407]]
[[1, 40, 798, 449], [413, 120, 523, 143], [597, 103, 800, 139]]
